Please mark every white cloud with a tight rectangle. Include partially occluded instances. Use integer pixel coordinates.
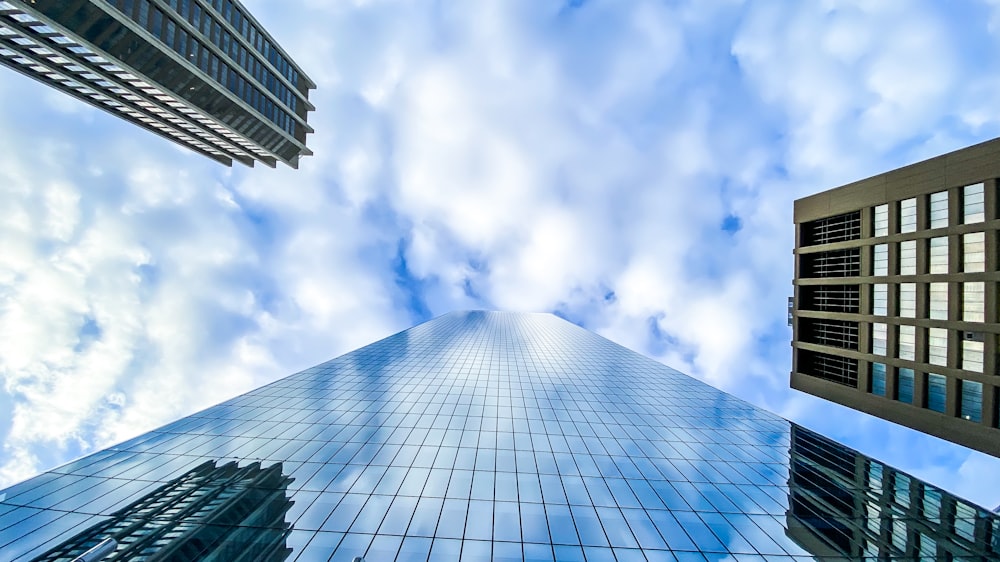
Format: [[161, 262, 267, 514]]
[[1, 0, 999, 512]]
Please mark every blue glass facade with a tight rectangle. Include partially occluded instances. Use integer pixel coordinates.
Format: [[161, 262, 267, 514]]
[[1, 311, 997, 560]]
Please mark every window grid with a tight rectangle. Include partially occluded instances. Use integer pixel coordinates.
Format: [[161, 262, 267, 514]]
[[899, 198, 917, 233], [928, 328, 947, 367], [874, 204, 889, 237], [929, 191, 948, 229], [962, 232, 986, 273], [899, 240, 917, 275], [928, 237, 948, 274], [963, 183, 985, 224], [872, 323, 888, 356], [962, 282, 985, 322], [928, 282, 947, 320], [960, 380, 983, 422], [899, 284, 916, 318], [898, 325, 915, 361], [927, 374, 947, 413]]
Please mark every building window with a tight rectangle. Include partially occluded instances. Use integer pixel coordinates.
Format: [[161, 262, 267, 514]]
[[872, 323, 888, 356], [899, 283, 916, 318], [963, 183, 985, 223], [962, 232, 985, 272], [962, 339, 984, 372], [927, 373, 947, 413], [898, 325, 915, 361], [928, 237, 948, 274], [874, 204, 889, 237], [929, 282, 948, 320], [897, 368, 915, 404], [873, 244, 889, 276], [871, 363, 887, 396], [899, 240, 917, 275], [929, 190, 948, 229], [899, 198, 917, 233], [928, 328, 947, 366], [960, 380, 983, 422], [962, 282, 984, 322], [873, 284, 888, 316]]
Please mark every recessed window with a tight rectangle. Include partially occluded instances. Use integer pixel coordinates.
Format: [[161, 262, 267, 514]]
[[963, 183, 985, 224], [871, 363, 887, 396], [928, 283, 948, 320], [928, 328, 947, 366], [962, 232, 985, 272], [899, 198, 917, 233], [873, 244, 889, 276], [897, 368, 915, 404], [899, 241, 917, 275], [960, 380, 982, 422], [929, 190, 948, 229], [962, 339, 984, 373], [872, 323, 888, 356], [874, 204, 889, 237], [927, 373, 947, 413], [928, 237, 948, 274], [873, 284, 888, 316], [962, 282, 984, 322], [899, 284, 916, 318], [898, 325, 915, 361]]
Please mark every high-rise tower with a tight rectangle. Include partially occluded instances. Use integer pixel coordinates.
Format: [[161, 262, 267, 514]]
[[1, 311, 997, 560], [792, 138, 1000, 456], [0, 0, 315, 167]]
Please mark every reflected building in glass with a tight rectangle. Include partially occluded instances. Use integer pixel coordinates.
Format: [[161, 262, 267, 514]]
[[0, 0, 314, 168], [792, 138, 1000, 457], [1, 311, 997, 560]]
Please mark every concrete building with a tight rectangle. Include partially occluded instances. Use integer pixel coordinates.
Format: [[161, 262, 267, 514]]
[[0, 0, 314, 167], [2, 311, 998, 560], [792, 138, 1000, 457]]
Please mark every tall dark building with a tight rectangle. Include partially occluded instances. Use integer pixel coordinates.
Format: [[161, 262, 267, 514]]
[[792, 138, 1000, 457], [1, 311, 997, 560], [0, 0, 315, 168]]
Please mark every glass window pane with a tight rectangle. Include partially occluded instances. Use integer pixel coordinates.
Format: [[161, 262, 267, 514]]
[[874, 204, 889, 237], [960, 380, 983, 422], [898, 325, 915, 361], [872, 323, 887, 356], [929, 282, 948, 320], [899, 198, 917, 233], [899, 240, 917, 275], [927, 373, 947, 413], [928, 328, 947, 366], [962, 282, 984, 322], [962, 232, 985, 272], [962, 339, 983, 373], [871, 363, 886, 396], [897, 368, 915, 404], [929, 190, 948, 229], [873, 244, 889, 276], [928, 237, 948, 274], [873, 284, 888, 316], [899, 283, 916, 318], [963, 183, 985, 223]]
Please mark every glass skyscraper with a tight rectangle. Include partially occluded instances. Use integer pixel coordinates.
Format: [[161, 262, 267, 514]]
[[0, 0, 314, 168], [0, 311, 997, 560]]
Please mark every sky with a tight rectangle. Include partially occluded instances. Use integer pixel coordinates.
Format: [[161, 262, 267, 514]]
[[1, 0, 999, 509]]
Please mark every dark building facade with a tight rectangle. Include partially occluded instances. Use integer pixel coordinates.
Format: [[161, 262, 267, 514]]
[[0, 0, 315, 168], [1, 311, 997, 560], [792, 138, 1000, 457]]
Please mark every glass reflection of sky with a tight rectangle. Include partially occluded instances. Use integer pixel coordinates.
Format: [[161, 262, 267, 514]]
[[1, 311, 997, 561]]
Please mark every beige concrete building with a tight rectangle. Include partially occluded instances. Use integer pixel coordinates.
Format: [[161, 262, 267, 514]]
[[792, 138, 1000, 457]]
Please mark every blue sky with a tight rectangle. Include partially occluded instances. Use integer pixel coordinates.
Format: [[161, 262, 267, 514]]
[[1, 0, 999, 509]]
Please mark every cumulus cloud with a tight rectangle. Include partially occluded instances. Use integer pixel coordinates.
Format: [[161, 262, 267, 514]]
[[1, 0, 999, 509]]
